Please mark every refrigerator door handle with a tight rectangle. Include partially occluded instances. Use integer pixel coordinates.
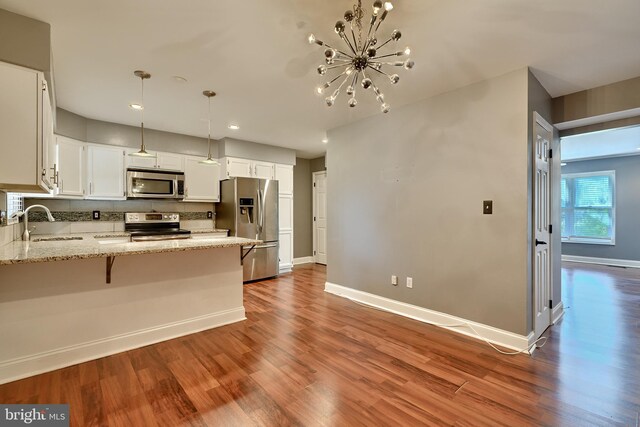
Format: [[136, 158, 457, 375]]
[[256, 189, 263, 234]]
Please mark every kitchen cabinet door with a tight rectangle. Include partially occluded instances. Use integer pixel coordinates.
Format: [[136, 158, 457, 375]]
[[275, 164, 293, 195], [253, 161, 275, 180], [57, 136, 85, 197], [183, 156, 220, 202], [224, 157, 252, 178], [0, 61, 51, 193], [278, 195, 293, 231], [86, 145, 125, 200], [42, 82, 56, 191], [279, 231, 293, 272], [126, 150, 157, 170], [157, 152, 184, 172]]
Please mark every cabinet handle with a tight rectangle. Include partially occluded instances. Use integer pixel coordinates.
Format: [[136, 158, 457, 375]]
[[89, 182, 92, 194]]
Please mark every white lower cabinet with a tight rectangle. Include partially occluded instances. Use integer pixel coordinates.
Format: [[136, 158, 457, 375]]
[[56, 136, 85, 198], [86, 145, 125, 200], [278, 194, 293, 272], [279, 231, 293, 272], [183, 156, 220, 202]]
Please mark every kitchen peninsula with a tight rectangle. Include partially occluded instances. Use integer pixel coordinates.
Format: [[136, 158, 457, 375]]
[[0, 234, 259, 384]]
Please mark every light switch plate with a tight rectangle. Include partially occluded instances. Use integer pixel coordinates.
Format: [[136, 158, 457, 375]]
[[93, 210, 100, 220], [483, 200, 493, 214]]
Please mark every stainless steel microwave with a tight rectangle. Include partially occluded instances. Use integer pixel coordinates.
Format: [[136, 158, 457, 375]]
[[126, 169, 185, 199]]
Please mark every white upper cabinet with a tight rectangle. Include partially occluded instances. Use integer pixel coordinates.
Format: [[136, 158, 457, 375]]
[[221, 157, 280, 180], [253, 161, 275, 180], [56, 136, 85, 198], [86, 145, 125, 200], [223, 157, 252, 178], [275, 164, 293, 195], [183, 156, 220, 202], [125, 149, 185, 172], [157, 152, 184, 171], [0, 61, 53, 193]]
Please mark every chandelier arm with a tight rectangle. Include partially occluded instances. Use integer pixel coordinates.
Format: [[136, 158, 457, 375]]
[[328, 69, 350, 86], [367, 65, 391, 78], [370, 60, 404, 66], [340, 33, 358, 55], [322, 43, 354, 59], [376, 37, 394, 50], [371, 52, 400, 60], [327, 63, 351, 71], [350, 27, 360, 52]]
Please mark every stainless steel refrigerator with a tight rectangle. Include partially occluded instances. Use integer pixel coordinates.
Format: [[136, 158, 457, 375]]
[[217, 177, 279, 282]]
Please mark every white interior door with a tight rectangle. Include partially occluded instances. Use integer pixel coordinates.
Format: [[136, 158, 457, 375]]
[[313, 171, 327, 265], [534, 113, 553, 339]]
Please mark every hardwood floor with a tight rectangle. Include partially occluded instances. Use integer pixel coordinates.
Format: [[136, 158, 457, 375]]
[[1, 262, 639, 426]]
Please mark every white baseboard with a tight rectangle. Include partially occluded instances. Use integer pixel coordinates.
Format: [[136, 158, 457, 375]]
[[293, 256, 314, 266], [562, 254, 640, 269], [0, 307, 246, 385], [552, 301, 565, 324], [279, 265, 293, 273], [325, 282, 533, 353]]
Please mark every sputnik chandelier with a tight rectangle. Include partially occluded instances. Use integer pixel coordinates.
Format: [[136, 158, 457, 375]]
[[309, 0, 414, 113]]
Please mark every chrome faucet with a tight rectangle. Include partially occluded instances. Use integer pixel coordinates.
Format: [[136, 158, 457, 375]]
[[12, 204, 56, 241]]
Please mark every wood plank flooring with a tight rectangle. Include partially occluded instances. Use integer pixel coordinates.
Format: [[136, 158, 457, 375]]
[[1, 262, 639, 426]]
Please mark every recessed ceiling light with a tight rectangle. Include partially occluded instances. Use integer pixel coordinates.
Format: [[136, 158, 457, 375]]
[[172, 76, 188, 83], [129, 103, 143, 110], [322, 138, 328, 144], [228, 124, 240, 130]]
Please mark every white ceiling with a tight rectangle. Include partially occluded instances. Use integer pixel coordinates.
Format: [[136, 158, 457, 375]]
[[562, 125, 640, 161], [1, 0, 640, 158]]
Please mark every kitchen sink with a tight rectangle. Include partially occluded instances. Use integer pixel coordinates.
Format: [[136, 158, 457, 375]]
[[32, 236, 83, 242]]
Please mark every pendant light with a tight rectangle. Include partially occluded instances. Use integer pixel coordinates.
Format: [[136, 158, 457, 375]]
[[199, 90, 219, 165], [129, 70, 156, 157]]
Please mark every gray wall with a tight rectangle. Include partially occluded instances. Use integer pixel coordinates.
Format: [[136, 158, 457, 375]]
[[553, 76, 640, 126], [0, 9, 50, 72], [220, 138, 296, 165], [57, 108, 215, 156], [293, 156, 326, 259], [327, 68, 532, 335], [561, 155, 640, 261]]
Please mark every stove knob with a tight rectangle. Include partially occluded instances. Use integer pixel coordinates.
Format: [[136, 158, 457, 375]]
[[164, 215, 168, 219], [172, 215, 178, 220]]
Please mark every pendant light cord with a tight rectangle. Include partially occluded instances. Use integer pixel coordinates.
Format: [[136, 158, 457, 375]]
[[140, 75, 145, 151], [207, 95, 212, 158]]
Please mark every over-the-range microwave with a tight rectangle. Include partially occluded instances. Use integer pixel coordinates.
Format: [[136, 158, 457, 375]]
[[126, 169, 185, 199]]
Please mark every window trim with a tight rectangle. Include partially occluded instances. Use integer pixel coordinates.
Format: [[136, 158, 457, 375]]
[[561, 170, 616, 245]]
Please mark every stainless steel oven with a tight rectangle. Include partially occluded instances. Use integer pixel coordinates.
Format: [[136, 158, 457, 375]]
[[126, 169, 185, 199]]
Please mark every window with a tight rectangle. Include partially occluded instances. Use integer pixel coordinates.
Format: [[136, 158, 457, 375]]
[[561, 171, 615, 244]]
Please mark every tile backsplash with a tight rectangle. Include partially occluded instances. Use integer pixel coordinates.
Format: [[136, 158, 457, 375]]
[[21, 198, 216, 236]]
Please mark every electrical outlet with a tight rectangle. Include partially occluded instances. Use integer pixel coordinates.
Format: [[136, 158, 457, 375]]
[[406, 277, 413, 288], [391, 275, 398, 286], [92, 210, 100, 220], [207, 211, 213, 219]]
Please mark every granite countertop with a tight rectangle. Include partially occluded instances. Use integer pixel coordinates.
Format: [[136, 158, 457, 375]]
[[0, 232, 260, 265]]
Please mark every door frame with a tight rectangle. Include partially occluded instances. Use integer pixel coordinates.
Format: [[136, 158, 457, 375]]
[[312, 170, 327, 264], [532, 111, 555, 339]]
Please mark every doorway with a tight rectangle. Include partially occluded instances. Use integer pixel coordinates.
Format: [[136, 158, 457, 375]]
[[312, 171, 327, 265]]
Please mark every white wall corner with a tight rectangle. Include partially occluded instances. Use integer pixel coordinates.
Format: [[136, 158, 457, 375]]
[[562, 254, 640, 269], [324, 282, 533, 354], [293, 256, 314, 266]]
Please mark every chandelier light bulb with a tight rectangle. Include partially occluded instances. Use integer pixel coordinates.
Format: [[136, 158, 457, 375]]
[[371, 62, 382, 70], [344, 10, 354, 22], [391, 29, 402, 41], [404, 59, 415, 70], [372, 0, 383, 15], [362, 78, 373, 89], [390, 74, 400, 84], [325, 57, 335, 65], [367, 47, 377, 57], [384, 2, 394, 11], [404, 46, 411, 55], [308, 34, 316, 44], [346, 85, 355, 96], [325, 96, 335, 107], [316, 82, 330, 95], [348, 97, 358, 108], [324, 48, 337, 59], [370, 37, 378, 46], [334, 20, 346, 34], [381, 103, 391, 113], [317, 65, 327, 75]]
